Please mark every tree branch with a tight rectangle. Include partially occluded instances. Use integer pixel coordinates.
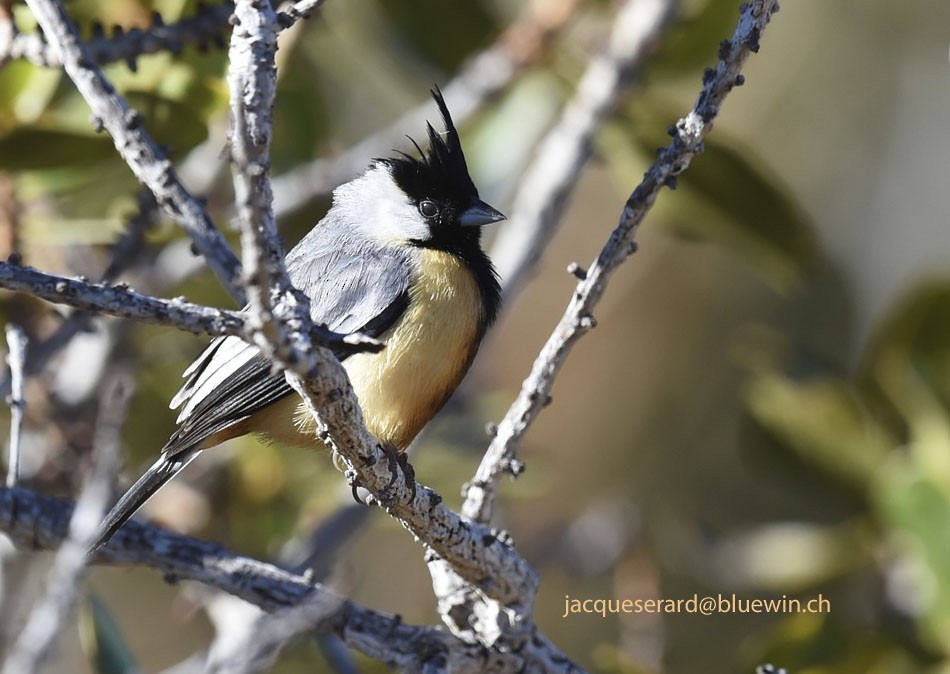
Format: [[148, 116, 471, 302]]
[[0, 487, 527, 674], [1, 0, 326, 71], [0, 260, 381, 357], [275, 0, 328, 30], [203, 593, 342, 674], [463, 0, 781, 522], [0, 3, 233, 70], [228, 0, 310, 365]]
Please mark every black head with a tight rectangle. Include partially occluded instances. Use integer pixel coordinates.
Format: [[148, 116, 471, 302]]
[[377, 88, 503, 324], [379, 88, 505, 252]]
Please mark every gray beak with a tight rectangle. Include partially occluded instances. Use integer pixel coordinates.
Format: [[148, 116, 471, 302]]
[[459, 199, 506, 227]]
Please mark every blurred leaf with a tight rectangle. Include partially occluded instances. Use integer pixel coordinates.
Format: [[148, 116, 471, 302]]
[[714, 522, 868, 591], [0, 129, 116, 170], [756, 612, 910, 674], [20, 216, 127, 245], [125, 90, 209, 154], [648, 0, 745, 77], [0, 62, 63, 130], [465, 74, 563, 202], [745, 374, 892, 491], [79, 592, 143, 674], [876, 453, 950, 656], [272, 63, 330, 173], [862, 282, 950, 415], [374, 0, 498, 71], [600, 108, 817, 291], [15, 159, 139, 228]]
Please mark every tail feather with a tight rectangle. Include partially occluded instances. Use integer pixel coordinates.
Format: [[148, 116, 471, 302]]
[[90, 449, 199, 553]]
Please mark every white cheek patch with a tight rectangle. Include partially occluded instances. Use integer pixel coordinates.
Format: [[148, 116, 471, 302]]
[[332, 165, 429, 244], [373, 174, 429, 243]]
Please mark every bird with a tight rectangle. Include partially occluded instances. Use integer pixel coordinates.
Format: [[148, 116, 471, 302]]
[[91, 89, 504, 551]]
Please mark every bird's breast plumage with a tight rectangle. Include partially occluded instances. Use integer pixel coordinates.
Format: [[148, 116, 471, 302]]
[[292, 247, 486, 449]]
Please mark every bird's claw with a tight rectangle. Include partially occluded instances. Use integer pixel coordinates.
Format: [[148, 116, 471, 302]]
[[347, 447, 417, 505], [383, 446, 416, 503]]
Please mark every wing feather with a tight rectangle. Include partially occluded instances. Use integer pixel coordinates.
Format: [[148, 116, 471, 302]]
[[164, 230, 412, 456]]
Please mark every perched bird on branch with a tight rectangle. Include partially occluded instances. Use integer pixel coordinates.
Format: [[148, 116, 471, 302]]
[[92, 89, 504, 550]]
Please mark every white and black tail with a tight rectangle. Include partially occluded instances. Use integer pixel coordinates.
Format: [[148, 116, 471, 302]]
[[90, 449, 200, 553]]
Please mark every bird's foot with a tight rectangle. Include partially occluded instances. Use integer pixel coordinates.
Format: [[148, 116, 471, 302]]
[[346, 447, 417, 505], [383, 446, 416, 503]]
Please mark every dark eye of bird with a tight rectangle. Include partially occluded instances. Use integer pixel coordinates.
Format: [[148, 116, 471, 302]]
[[419, 200, 439, 218]]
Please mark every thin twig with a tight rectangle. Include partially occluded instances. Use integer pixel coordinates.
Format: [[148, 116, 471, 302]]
[[271, 0, 580, 217], [275, 0, 329, 29], [2, 0, 329, 72], [1, 375, 131, 674], [3, 323, 26, 487], [0, 260, 381, 357], [100, 188, 159, 285], [463, 0, 781, 524], [228, 0, 308, 363], [23, 0, 244, 302], [1, 3, 233, 70], [466, 0, 676, 521]]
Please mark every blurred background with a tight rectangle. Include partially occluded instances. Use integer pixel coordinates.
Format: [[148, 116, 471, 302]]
[[1, 0, 949, 672]]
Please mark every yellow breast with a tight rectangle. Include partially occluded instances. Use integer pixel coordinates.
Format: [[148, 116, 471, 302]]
[[293, 248, 485, 449]]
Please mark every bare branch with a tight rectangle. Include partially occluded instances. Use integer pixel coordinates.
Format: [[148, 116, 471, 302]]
[[1, 1, 330, 72], [463, 0, 781, 523], [3, 324, 26, 488], [1, 3, 232, 70], [1, 375, 131, 674], [228, 0, 309, 362], [0, 259, 242, 335], [0, 261, 381, 357], [23, 0, 244, 302], [275, 0, 329, 29], [271, 0, 580, 217], [0, 487, 528, 674], [490, 0, 675, 298]]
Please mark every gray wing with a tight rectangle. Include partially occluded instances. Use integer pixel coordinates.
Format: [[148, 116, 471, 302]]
[[164, 233, 412, 455]]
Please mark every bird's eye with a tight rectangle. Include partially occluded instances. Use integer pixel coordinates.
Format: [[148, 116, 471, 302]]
[[419, 200, 439, 218]]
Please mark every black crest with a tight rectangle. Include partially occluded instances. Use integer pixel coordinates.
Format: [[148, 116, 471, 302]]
[[381, 87, 480, 207]]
